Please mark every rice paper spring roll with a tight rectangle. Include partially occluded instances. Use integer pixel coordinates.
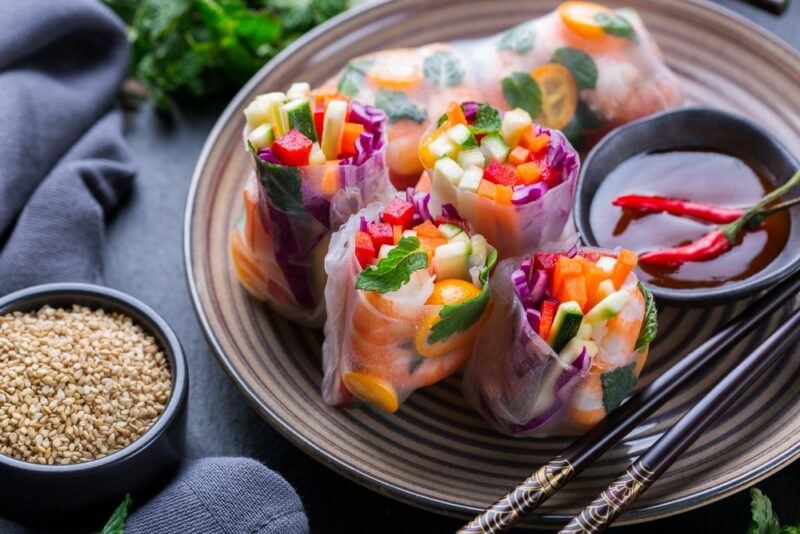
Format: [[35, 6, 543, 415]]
[[420, 101, 579, 258], [324, 1, 683, 187], [230, 83, 395, 326], [462, 244, 658, 437], [322, 192, 497, 412]]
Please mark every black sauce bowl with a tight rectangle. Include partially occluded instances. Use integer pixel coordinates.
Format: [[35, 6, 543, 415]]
[[574, 106, 800, 306], [0, 283, 188, 527]]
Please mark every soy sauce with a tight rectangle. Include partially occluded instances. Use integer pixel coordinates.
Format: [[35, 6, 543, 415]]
[[590, 150, 791, 289]]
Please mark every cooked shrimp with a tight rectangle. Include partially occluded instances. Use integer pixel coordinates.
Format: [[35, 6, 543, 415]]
[[595, 285, 645, 368]]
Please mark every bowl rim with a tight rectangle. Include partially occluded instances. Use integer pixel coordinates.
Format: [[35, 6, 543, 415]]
[[574, 105, 800, 306], [0, 282, 188, 474]]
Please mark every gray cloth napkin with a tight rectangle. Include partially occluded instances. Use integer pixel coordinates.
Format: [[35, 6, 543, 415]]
[[0, 1, 309, 532]]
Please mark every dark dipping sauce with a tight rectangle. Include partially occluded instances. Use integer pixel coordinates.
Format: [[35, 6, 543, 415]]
[[590, 150, 791, 289]]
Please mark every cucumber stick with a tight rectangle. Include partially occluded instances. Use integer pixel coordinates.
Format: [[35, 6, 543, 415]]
[[586, 290, 630, 325], [321, 100, 348, 160], [547, 301, 584, 353], [285, 99, 317, 142]]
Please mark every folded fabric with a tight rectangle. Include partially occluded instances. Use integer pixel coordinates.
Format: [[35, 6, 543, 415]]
[[0, 0, 133, 294], [127, 458, 309, 534]]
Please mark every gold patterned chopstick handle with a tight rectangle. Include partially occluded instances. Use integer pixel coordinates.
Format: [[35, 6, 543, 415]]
[[559, 460, 656, 533], [459, 457, 574, 534]]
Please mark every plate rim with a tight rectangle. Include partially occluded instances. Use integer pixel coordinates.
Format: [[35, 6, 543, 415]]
[[183, 0, 800, 526]]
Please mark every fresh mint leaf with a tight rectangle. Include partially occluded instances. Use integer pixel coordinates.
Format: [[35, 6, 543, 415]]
[[374, 89, 426, 123], [472, 104, 501, 133], [552, 47, 598, 89], [501, 72, 542, 117], [497, 22, 535, 54], [423, 51, 465, 88], [249, 142, 305, 215], [427, 249, 497, 344], [337, 58, 374, 97], [601, 362, 636, 413], [594, 11, 636, 39], [356, 237, 428, 293], [99, 494, 132, 534], [749, 489, 782, 534], [635, 281, 658, 350]]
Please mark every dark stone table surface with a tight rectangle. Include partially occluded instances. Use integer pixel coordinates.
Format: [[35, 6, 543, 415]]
[[97, 1, 800, 531]]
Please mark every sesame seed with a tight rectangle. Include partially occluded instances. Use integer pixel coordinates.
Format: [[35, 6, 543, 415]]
[[0, 305, 171, 465]]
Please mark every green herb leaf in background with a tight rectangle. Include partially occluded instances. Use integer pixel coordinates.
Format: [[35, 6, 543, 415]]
[[374, 89, 426, 123], [103, 0, 349, 110], [427, 249, 497, 344], [497, 21, 535, 55], [422, 51, 465, 88], [748, 488, 800, 534], [552, 47, 598, 89], [601, 362, 636, 413], [99, 494, 132, 534], [356, 237, 428, 293], [635, 281, 658, 350], [501, 72, 542, 117], [472, 104, 502, 133], [594, 10, 635, 39], [337, 58, 374, 97]]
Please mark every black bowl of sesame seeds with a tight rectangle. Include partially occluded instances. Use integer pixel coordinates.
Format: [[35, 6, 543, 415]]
[[0, 283, 188, 527]]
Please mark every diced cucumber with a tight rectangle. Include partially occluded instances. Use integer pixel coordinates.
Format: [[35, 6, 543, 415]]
[[458, 167, 483, 193], [547, 301, 584, 353], [433, 241, 470, 281], [321, 100, 348, 160], [593, 279, 616, 304], [577, 319, 593, 340], [500, 108, 533, 147], [596, 256, 617, 273], [402, 230, 418, 238], [480, 133, 510, 163], [308, 142, 326, 165], [284, 98, 317, 142], [447, 124, 478, 147], [433, 157, 464, 186], [255, 91, 286, 104], [269, 99, 289, 138], [558, 337, 598, 364], [468, 235, 488, 269], [286, 82, 310, 100], [448, 231, 471, 251], [378, 244, 396, 259], [586, 290, 630, 325], [243, 99, 272, 130], [437, 223, 463, 239], [429, 135, 458, 159], [457, 147, 486, 168], [247, 123, 274, 149]]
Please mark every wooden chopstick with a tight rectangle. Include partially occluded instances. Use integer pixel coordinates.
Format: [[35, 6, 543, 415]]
[[741, 0, 789, 15], [562, 305, 800, 532], [459, 269, 800, 533]]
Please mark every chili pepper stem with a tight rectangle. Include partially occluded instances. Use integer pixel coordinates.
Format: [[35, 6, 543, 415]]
[[720, 170, 800, 242]]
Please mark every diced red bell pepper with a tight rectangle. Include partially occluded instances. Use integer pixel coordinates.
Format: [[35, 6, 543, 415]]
[[539, 300, 558, 339], [532, 155, 562, 188], [576, 251, 601, 263], [533, 253, 560, 275], [484, 160, 517, 186], [354, 231, 375, 269], [314, 102, 326, 141], [273, 129, 313, 166], [381, 197, 414, 229], [367, 222, 394, 251]]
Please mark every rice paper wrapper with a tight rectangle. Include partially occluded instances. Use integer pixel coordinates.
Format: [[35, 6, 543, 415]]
[[322, 204, 492, 411], [462, 245, 649, 437], [324, 6, 683, 186], [427, 124, 579, 258], [230, 145, 395, 327]]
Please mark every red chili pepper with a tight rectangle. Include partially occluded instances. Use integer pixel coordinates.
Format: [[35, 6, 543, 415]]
[[639, 229, 733, 267], [613, 195, 744, 224]]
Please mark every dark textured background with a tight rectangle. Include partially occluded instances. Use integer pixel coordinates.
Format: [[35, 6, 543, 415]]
[[102, 1, 800, 531]]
